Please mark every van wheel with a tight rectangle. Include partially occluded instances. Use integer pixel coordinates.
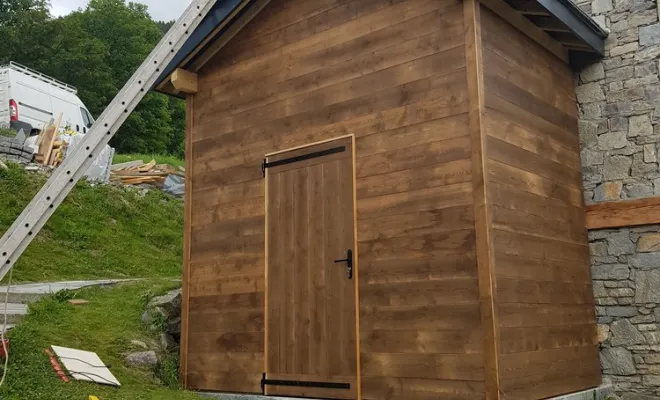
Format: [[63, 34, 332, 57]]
[[30, 129, 40, 137]]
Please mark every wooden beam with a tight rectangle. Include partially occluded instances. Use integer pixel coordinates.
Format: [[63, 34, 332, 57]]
[[171, 68, 198, 94], [465, 0, 501, 399], [586, 197, 660, 230], [480, 0, 569, 63]]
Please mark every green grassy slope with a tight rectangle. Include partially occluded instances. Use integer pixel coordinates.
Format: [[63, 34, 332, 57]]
[[0, 280, 201, 400], [0, 164, 184, 282]]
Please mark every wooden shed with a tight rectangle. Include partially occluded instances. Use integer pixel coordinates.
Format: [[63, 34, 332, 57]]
[[155, 0, 608, 398]]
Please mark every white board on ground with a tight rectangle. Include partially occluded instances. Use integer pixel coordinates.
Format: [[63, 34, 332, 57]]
[[51, 345, 120, 387]]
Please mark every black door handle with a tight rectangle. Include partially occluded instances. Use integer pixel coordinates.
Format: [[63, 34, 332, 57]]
[[334, 249, 353, 280]]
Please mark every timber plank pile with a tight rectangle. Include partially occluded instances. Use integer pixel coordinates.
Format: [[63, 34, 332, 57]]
[[35, 113, 65, 167], [110, 159, 184, 187]]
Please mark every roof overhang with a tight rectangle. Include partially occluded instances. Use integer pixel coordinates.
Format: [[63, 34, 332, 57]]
[[502, 0, 608, 67], [154, 0, 269, 97], [154, 0, 608, 96]]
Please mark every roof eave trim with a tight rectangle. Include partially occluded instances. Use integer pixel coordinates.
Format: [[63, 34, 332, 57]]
[[537, 0, 608, 56]]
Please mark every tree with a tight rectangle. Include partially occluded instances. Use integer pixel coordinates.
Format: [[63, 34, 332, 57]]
[[156, 20, 174, 35], [0, 0, 186, 156], [0, 0, 51, 64], [64, 0, 180, 154]]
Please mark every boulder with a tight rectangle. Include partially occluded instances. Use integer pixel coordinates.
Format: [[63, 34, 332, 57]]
[[124, 351, 158, 369], [160, 333, 177, 351]]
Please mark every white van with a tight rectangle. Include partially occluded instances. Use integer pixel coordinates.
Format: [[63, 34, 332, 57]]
[[0, 62, 95, 136]]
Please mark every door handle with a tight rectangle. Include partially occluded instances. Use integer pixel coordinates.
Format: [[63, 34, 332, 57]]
[[334, 249, 353, 280]]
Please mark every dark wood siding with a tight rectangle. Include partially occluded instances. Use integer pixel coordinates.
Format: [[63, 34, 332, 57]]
[[185, 0, 484, 396], [480, 6, 600, 400]]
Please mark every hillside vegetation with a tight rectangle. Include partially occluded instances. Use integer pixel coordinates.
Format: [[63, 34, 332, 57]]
[[0, 163, 184, 282], [1, 280, 200, 400]]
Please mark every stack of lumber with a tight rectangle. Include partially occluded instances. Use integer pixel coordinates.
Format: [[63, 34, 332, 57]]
[[110, 159, 184, 187], [35, 113, 64, 166]]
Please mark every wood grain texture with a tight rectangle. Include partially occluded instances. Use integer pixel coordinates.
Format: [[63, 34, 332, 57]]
[[586, 196, 660, 229], [180, 95, 193, 386], [481, 6, 599, 399], [265, 137, 357, 396], [464, 1, 500, 399]]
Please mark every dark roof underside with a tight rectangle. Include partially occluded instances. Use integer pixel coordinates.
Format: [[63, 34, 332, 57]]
[[155, 0, 608, 92]]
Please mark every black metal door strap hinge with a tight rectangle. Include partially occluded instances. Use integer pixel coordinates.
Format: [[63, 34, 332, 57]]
[[262, 146, 346, 177], [261, 373, 351, 394]]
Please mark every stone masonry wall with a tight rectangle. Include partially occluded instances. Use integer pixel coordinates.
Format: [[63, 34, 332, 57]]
[[574, 0, 660, 396]]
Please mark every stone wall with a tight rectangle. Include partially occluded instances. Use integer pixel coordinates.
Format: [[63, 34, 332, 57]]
[[574, 0, 660, 396], [0, 136, 32, 164]]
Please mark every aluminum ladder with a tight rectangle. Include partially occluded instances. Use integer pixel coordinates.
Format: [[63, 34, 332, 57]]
[[0, 0, 218, 281]]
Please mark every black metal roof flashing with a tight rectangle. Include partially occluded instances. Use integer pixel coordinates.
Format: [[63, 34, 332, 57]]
[[155, 0, 608, 94], [503, 0, 608, 68]]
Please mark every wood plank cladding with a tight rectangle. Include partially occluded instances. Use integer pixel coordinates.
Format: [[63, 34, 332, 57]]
[[182, 0, 599, 398], [186, 0, 484, 397], [480, 5, 600, 400]]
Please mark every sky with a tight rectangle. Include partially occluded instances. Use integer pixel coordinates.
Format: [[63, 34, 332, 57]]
[[50, 0, 193, 21]]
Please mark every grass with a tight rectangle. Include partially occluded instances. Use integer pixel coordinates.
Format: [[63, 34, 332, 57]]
[[0, 280, 201, 400], [113, 154, 185, 169], [0, 163, 184, 282], [0, 129, 16, 138]]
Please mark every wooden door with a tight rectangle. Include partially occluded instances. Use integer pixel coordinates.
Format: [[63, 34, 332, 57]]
[[265, 136, 357, 399]]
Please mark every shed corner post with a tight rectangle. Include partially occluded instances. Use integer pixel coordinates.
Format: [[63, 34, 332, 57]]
[[180, 93, 194, 388], [464, 0, 502, 398]]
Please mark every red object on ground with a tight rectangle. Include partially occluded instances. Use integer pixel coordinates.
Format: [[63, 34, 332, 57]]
[[44, 348, 69, 383], [0, 339, 8, 359]]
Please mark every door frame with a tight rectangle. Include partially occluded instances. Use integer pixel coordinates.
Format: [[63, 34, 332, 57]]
[[263, 134, 361, 399]]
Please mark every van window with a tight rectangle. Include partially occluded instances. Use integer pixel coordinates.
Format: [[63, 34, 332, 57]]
[[80, 107, 93, 128]]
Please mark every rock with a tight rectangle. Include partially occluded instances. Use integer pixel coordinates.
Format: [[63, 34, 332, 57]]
[[149, 289, 182, 319], [160, 333, 177, 351], [629, 114, 654, 136], [645, 144, 658, 162], [597, 324, 610, 343], [576, 82, 606, 103], [610, 319, 646, 346], [130, 340, 148, 349], [609, 288, 634, 297], [622, 393, 660, 400], [593, 281, 608, 297], [640, 24, 660, 47], [166, 316, 182, 337], [603, 155, 632, 180], [591, 241, 608, 256], [124, 351, 158, 369], [607, 230, 635, 255], [607, 306, 638, 317], [610, 42, 639, 57], [594, 181, 622, 201], [582, 148, 605, 166], [592, 0, 613, 13], [601, 347, 636, 375], [592, 264, 630, 280], [638, 234, 660, 252], [635, 269, 660, 303], [598, 131, 628, 150], [626, 183, 654, 198], [631, 253, 660, 269], [581, 62, 606, 82]]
